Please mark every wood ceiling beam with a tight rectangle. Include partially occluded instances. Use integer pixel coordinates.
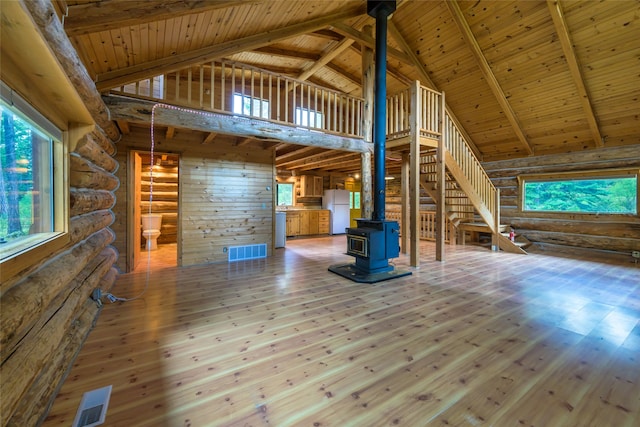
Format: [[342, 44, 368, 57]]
[[445, 0, 534, 156], [282, 149, 344, 167], [64, 0, 254, 37], [331, 22, 413, 65], [116, 120, 130, 135], [294, 153, 361, 171], [388, 19, 484, 160], [297, 37, 355, 81], [95, 6, 367, 91], [251, 46, 320, 62], [546, 0, 603, 147], [236, 137, 252, 146], [326, 63, 361, 87], [166, 126, 175, 139], [276, 146, 325, 165], [202, 132, 217, 145]]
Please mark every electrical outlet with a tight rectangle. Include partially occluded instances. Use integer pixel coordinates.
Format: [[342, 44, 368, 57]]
[[632, 251, 640, 259], [223, 247, 228, 253]]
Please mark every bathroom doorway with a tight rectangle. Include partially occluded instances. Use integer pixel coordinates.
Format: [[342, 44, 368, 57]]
[[128, 150, 180, 272]]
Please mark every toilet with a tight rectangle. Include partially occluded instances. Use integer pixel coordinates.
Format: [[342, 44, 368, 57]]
[[141, 213, 162, 251]]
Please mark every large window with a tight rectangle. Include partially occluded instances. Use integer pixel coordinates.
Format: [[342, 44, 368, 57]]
[[277, 183, 294, 206], [233, 93, 269, 119], [1, 81, 66, 271], [520, 170, 638, 214], [295, 107, 323, 128]]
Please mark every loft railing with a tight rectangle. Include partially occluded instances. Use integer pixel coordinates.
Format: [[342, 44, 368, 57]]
[[114, 72, 496, 233], [111, 60, 364, 139]]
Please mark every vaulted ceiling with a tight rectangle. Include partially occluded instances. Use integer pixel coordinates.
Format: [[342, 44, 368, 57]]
[[60, 0, 640, 173]]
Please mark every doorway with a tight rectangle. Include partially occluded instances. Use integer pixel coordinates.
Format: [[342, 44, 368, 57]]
[[128, 151, 180, 272]]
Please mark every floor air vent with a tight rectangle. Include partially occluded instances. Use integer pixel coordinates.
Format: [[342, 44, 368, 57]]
[[73, 385, 112, 427], [228, 243, 267, 262]]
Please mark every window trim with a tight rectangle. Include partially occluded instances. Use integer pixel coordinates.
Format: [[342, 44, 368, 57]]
[[276, 182, 295, 207], [0, 82, 69, 284], [518, 168, 639, 216]]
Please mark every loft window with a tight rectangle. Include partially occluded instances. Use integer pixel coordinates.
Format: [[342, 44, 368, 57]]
[[520, 169, 638, 215], [233, 93, 269, 119], [277, 183, 294, 206], [295, 107, 323, 128], [1, 81, 67, 276]]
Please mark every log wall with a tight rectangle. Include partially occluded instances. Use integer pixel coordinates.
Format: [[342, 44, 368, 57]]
[[483, 145, 640, 257], [0, 126, 120, 425], [113, 126, 274, 270], [0, 1, 121, 424]]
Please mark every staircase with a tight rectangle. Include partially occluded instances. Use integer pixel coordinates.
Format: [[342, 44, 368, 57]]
[[387, 82, 528, 254]]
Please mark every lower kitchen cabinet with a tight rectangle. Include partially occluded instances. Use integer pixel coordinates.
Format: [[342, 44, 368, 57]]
[[285, 210, 330, 237]]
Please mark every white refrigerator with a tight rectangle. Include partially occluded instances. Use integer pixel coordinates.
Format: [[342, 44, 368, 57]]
[[323, 189, 350, 235]]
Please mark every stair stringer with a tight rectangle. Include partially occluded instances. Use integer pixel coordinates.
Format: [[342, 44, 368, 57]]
[[443, 151, 526, 254]]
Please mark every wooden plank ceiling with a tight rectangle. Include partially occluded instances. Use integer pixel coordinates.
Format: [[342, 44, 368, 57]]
[[63, 0, 640, 172]]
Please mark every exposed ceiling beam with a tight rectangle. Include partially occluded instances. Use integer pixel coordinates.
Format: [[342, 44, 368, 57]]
[[236, 137, 252, 146], [282, 149, 343, 167], [64, 0, 254, 37], [202, 132, 217, 145], [95, 6, 367, 90], [388, 19, 484, 160], [330, 22, 413, 65], [116, 120, 130, 135], [326, 63, 361, 87], [276, 146, 325, 165], [445, 0, 534, 156], [547, 0, 603, 147], [297, 37, 355, 82], [166, 126, 175, 139], [251, 46, 320, 62], [294, 153, 361, 171]]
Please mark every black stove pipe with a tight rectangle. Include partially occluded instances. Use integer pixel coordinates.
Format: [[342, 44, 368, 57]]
[[368, 0, 396, 221]]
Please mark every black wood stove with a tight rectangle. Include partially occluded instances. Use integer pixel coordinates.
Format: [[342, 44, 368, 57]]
[[328, 0, 411, 283]]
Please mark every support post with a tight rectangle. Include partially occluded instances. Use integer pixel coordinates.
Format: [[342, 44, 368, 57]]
[[436, 91, 446, 261], [409, 81, 420, 267], [361, 24, 374, 220], [401, 152, 409, 254], [492, 188, 501, 251]]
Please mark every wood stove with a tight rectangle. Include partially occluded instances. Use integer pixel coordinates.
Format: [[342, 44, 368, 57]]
[[328, 0, 411, 283], [346, 219, 400, 273]]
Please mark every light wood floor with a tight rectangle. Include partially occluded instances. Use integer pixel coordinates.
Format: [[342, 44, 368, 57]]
[[44, 238, 640, 426]]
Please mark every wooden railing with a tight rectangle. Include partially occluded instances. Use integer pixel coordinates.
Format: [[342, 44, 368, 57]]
[[443, 111, 498, 229], [111, 60, 364, 139], [386, 210, 454, 243]]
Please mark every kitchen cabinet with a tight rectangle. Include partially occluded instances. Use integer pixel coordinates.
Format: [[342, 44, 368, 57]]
[[286, 212, 300, 236], [300, 175, 324, 197], [285, 210, 330, 236]]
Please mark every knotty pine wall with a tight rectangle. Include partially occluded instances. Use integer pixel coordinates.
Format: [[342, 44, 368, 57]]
[[113, 126, 274, 270], [483, 145, 640, 258]]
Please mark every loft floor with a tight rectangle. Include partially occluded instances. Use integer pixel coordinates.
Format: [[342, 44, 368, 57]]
[[44, 237, 640, 426]]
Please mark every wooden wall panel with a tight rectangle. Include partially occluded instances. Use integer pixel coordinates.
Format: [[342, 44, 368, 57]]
[[114, 126, 274, 268]]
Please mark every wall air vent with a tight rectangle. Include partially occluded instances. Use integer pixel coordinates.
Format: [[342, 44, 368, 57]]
[[72, 385, 112, 427], [228, 243, 267, 262]]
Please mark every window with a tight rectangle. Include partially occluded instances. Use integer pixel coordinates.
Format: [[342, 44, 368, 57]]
[[520, 170, 638, 214], [277, 183, 294, 206], [233, 93, 269, 119], [295, 108, 323, 128], [1, 81, 67, 274]]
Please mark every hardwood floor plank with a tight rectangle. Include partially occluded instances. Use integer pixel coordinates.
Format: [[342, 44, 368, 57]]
[[43, 239, 640, 426]]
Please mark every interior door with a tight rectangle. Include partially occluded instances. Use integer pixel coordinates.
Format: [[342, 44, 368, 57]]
[[128, 151, 142, 271]]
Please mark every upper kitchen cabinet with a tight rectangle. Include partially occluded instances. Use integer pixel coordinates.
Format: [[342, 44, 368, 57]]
[[300, 175, 324, 197]]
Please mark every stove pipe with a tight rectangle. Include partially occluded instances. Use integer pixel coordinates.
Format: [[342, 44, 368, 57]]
[[368, 0, 396, 221]]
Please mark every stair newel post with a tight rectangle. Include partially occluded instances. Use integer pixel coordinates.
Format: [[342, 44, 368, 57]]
[[492, 187, 501, 251], [409, 80, 420, 266], [401, 152, 410, 255], [436, 90, 446, 261]]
